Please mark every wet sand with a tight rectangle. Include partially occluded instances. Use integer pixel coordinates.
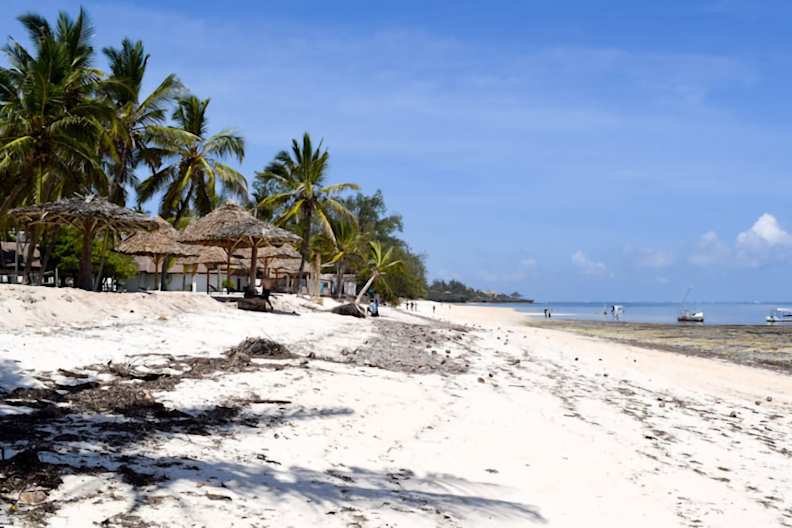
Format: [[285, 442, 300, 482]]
[[525, 319, 792, 374]]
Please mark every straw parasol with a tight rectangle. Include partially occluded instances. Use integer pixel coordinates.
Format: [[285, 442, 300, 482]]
[[235, 244, 301, 278], [181, 246, 242, 293], [179, 203, 301, 294], [9, 195, 157, 290], [115, 217, 197, 291]]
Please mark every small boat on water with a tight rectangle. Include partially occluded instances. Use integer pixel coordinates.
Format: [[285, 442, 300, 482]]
[[677, 287, 704, 323], [766, 308, 792, 323], [678, 310, 705, 323]]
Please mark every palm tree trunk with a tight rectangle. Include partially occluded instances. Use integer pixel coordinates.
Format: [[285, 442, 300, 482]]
[[23, 227, 38, 285], [37, 227, 57, 286], [295, 208, 312, 294], [355, 272, 379, 305], [247, 242, 258, 296], [93, 231, 111, 291], [335, 261, 345, 299], [78, 221, 96, 291]]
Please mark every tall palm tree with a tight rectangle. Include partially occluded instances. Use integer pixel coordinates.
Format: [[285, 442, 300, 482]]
[[136, 95, 247, 224], [0, 8, 106, 210], [355, 241, 402, 304], [0, 8, 106, 282], [100, 38, 185, 206], [256, 132, 359, 293]]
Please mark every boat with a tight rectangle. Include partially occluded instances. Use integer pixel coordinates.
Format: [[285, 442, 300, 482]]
[[677, 287, 704, 323], [766, 308, 792, 323], [678, 311, 705, 323]]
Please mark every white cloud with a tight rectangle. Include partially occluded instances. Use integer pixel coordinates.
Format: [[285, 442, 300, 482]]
[[736, 213, 792, 249], [734, 213, 792, 266], [519, 257, 538, 270], [690, 230, 731, 266], [572, 250, 608, 276], [629, 248, 674, 269]]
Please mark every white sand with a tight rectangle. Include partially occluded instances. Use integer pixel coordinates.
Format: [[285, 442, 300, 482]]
[[1, 287, 791, 527]]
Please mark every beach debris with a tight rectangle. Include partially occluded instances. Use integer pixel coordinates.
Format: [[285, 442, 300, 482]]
[[226, 337, 296, 360], [478, 377, 486, 383], [206, 492, 233, 501], [18, 488, 48, 505], [330, 303, 366, 318]]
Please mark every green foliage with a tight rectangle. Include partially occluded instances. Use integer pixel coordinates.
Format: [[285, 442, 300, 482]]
[[50, 228, 138, 281], [340, 190, 427, 300], [426, 279, 530, 303]]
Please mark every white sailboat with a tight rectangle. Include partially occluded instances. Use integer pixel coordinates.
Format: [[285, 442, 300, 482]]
[[677, 288, 704, 323]]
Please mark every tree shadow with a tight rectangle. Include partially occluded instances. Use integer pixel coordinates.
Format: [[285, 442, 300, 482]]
[[0, 358, 29, 397], [126, 457, 547, 523]]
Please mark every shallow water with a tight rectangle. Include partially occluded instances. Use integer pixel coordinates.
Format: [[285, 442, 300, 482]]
[[480, 302, 792, 325]]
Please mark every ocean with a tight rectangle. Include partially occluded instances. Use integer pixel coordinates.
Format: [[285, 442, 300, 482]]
[[481, 302, 792, 325]]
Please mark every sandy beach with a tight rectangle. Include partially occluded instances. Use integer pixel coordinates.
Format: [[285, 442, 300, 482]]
[[1, 286, 791, 527]]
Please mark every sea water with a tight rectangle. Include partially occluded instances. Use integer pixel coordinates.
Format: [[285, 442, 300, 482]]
[[481, 302, 792, 325]]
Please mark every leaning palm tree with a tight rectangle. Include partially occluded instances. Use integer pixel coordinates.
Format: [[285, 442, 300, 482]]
[[100, 38, 185, 206], [136, 95, 247, 224], [256, 132, 359, 293], [355, 241, 402, 304]]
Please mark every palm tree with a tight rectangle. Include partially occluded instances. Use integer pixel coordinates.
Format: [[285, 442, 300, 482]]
[[0, 8, 107, 282], [256, 132, 359, 293], [100, 38, 185, 206], [327, 218, 363, 299], [355, 241, 402, 304], [136, 95, 247, 224]]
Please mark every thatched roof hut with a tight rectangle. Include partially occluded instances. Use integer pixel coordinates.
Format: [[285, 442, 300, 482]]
[[10, 195, 157, 233], [116, 217, 194, 257], [179, 203, 301, 294], [180, 203, 300, 248], [181, 246, 234, 266], [9, 195, 157, 290], [115, 217, 197, 291]]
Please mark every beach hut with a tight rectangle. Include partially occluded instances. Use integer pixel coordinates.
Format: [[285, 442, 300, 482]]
[[115, 217, 197, 291], [179, 203, 301, 295], [9, 195, 157, 290]]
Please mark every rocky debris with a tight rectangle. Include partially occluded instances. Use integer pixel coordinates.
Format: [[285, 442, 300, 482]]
[[331, 303, 366, 318], [330, 319, 470, 375]]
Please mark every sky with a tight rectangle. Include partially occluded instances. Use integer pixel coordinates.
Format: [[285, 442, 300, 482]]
[[3, 0, 792, 301]]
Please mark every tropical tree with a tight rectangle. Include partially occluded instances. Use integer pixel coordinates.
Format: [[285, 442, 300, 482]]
[[355, 241, 402, 304], [136, 95, 247, 224], [327, 218, 364, 299], [0, 8, 107, 281], [256, 132, 359, 293], [100, 38, 184, 206]]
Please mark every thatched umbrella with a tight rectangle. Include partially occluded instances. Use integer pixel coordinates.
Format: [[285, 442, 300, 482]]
[[181, 246, 242, 293], [9, 195, 157, 290], [236, 244, 300, 278], [115, 217, 197, 291], [179, 203, 301, 294]]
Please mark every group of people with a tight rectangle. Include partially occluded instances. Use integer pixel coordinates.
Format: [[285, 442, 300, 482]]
[[543, 307, 553, 319], [404, 301, 418, 311]]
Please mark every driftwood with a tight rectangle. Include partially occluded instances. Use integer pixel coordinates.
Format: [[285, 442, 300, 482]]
[[237, 298, 273, 312], [331, 303, 366, 318]]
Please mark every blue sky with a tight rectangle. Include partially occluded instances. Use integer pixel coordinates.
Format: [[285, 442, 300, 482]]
[[4, 1, 792, 301]]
